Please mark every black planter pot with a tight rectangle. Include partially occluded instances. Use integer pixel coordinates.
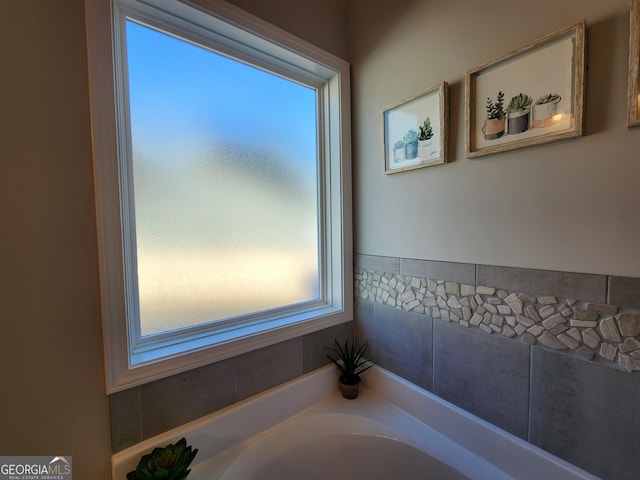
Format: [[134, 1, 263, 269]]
[[339, 375, 361, 399], [507, 109, 530, 134]]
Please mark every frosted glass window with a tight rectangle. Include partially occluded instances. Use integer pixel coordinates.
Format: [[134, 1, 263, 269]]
[[91, 0, 350, 391], [126, 21, 319, 336]]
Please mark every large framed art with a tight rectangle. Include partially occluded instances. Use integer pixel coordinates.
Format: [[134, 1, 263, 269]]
[[466, 21, 586, 158]]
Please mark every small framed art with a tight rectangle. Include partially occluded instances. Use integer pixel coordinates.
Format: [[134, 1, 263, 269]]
[[383, 82, 448, 174]]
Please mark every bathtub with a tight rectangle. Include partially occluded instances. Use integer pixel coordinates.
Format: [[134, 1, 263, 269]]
[[112, 366, 599, 480]]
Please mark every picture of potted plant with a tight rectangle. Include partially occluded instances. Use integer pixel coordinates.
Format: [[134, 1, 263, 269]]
[[393, 139, 405, 163], [482, 91, 506, 140], [403, 128, 419, 160], [127, 437, 198, 480], [418, 116, 434, 158], [505, 93, 533, 134], [326, 338, 375, 400], [532, 93, 562, 128]]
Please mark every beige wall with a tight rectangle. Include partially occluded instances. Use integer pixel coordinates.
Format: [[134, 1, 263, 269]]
[[227, 0, 349, 59], [0, 0, 111, 478], [351, 0, 640, 277], [1, 1, 348, 478]]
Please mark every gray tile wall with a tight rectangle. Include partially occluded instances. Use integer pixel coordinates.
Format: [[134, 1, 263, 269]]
[[608, 275, 640, 308], [109, 321, 352, 452], [530, 347, 640, 480], [434, 321, 530, 439], [354, 254, 640, 480], [362, 303, 433, 391]]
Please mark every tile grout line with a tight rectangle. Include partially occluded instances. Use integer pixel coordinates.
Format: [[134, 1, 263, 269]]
[[527, 346, 533, 444]]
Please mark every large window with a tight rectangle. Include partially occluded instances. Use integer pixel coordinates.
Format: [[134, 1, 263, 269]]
[[126, 20, 321, 336], [87, 0, 352, 392]]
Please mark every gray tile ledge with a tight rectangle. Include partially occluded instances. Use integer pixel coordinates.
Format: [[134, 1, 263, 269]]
[[355, 254, 400, 273], [400, 257, 475, 284], [355, 255, 636, 304], [477, 264, 606, 303]]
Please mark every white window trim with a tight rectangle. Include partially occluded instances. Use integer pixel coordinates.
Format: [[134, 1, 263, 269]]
[[85, 0, 352, 393]]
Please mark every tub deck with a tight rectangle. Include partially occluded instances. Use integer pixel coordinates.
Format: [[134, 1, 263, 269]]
[[203, 393, 498, 480], [112, 366, 600, 480]]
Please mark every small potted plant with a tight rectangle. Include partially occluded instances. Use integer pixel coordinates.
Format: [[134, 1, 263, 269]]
[[483, 91, 506, 140], [505, 93, 533, 134], [127, 437, 198, 480], [418, 117, 434, 158], [532, 93, 561, 128], [326, 338, 375, 400], [393, 139, 405, 163], [403, 128, 419, 160]]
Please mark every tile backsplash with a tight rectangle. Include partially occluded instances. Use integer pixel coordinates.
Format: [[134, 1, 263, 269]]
[[355, 260, 640, 372], [355, 253, 640, 480]]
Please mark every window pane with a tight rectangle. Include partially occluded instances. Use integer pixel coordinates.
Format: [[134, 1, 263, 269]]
[[126, 20, 320, 336]]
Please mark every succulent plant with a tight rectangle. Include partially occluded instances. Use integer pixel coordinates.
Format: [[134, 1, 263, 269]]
[[394, 139, 405, 150], [326, 338, 375, 385], [506, 93, 533, 112], [486, 91, 505, 120], [419, 117, 434, 141], [535, 93, 561, 105], [403, 128, 419, 144], [127, 437, 198, 480]]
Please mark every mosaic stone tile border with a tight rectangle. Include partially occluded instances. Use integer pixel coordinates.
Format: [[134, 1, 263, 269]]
[[355, 268, 640, 372]]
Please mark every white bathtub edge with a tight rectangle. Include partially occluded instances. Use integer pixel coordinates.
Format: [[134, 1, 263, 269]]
[[366, 367, 601, 480], [111, 366, 338, 479]]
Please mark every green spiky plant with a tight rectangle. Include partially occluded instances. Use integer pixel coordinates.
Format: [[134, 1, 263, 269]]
[[486, 91, 505, 120], [506, 93, 533, 112], [419, 117, 434, 141], [127, 437, 198, 480], [326, 338, 375, 386], [403, 128, 419, 145], [535, 93, 561, 105]]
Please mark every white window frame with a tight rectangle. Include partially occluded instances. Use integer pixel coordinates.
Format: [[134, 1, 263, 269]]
[[85, 0, 352, 393]]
